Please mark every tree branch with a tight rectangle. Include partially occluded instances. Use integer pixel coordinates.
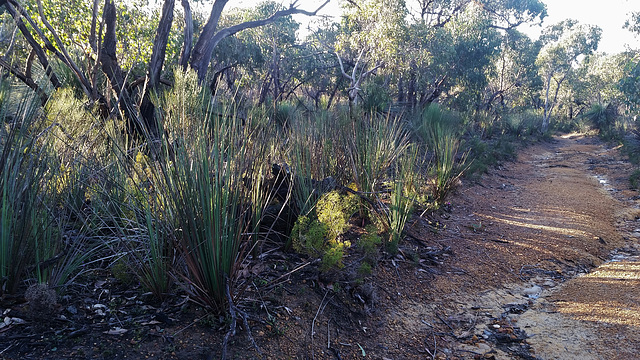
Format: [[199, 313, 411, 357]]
[[0, 57, 48, 106], [190, 0, 330, 82], [335, 52, 352, 81], [0, 0, 61, 88], [35, 0, 94, 99]]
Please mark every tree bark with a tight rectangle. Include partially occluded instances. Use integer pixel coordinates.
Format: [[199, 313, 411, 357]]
[[189, 0, 229, 81], [397, 76, 404, 103], [419, 75, 447, 107], [100, 0, 138, 127], [149, 0, 175, 88], [179, 0, 193, 70], [139, 0, 175, 139]]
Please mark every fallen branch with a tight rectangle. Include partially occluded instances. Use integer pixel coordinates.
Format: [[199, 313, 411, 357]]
[[435, 312, 456, 335], [263, 260, 316, 291], [222, 276, 263, 360]]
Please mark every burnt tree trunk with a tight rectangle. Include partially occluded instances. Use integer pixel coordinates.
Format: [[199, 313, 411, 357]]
[[138, 0, 175, 139]]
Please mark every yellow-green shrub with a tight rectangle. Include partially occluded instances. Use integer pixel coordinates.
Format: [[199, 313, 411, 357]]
[[316, 190, 359, 240], [321, 240, 350, 271], [291, 216, 327, 255]]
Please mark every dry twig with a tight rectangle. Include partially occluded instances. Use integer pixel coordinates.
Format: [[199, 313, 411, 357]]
[[222, 277, 263, 360]]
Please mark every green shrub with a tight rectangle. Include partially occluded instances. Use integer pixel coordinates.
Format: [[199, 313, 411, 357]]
[[321, 240, 349, 272], [504, 110, 542, 137], [359, 225, 382, 257], [291, 216, 328, 254], [630, 169, 640, 190], [316, 190, 359, 241], [291, 190, 359, 272], [358, 262, 373, 277], [111, 259, 134, 285], [361, 80, 391, 114]]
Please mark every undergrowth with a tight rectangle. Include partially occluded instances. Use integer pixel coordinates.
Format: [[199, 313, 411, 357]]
[[1, 72, 552, 320]]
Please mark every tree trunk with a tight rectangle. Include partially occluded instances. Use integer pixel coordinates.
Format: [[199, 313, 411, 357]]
[[139, 0, 175, 139], [0, 0, 61, 89], [542, 73, 552, 132], [149, 0, 174, 89], [101, 0, 140, 131], [397, 76, 404, 103], [408, 71, 416, 108], [179, 0, 193, 70]]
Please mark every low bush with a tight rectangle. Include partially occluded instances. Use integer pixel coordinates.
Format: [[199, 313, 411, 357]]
[[316, 190, 359, 241]]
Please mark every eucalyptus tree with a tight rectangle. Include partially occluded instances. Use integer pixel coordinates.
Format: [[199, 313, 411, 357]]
[[410, 0, 546, 29], [565, 53, 629, 120], [482, 29, 542, 115], [398, 2, 501, 110], [535, 20, 601, 131], [397, 0, 545, 110], [443, 2, 501, 111], [620, 13, 640, 108], [334, 0, 408, 116], [295, 20, 345, 110], [0, 0, 328, 137], [210, 2, 301, 104]]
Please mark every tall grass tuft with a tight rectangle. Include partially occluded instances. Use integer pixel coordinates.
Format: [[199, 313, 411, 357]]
[[347, 113, 410, 194], [286, 112, 345, 216], [149, 69, 269, 311], [0, 87, 91, 294], [418, 104, 468, 207], [1, 89, 47, 293], [584, 103, 620, 139], [381, 146, 417, 254]]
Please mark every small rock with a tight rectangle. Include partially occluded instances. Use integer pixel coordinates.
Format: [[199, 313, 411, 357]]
[[476, 342, 491, 352], [543, 279, 556, 287], [522, 285, 542, 299]]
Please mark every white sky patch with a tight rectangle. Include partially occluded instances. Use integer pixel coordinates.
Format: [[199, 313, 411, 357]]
[[522, 0, 640, 54]]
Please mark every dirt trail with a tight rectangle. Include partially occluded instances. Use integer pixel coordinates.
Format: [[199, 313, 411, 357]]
[[418, 134, 640, 359]]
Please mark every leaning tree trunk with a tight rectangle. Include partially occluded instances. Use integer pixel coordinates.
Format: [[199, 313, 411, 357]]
[[138, 0, 175, 140], [189, 0, 329, 83], [0, 0, 61, 90], [101, 0, 140, 131]]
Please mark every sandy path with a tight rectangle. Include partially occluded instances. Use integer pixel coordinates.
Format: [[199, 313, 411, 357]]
[[415, 134, 640, 359], [514, 136, 640, 360]]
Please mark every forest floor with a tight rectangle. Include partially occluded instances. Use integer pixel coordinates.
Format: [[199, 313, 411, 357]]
[[2, 133, 640, 360]]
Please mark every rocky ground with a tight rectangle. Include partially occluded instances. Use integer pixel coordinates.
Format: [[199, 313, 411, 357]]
[[2, 133, 639, 359]]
